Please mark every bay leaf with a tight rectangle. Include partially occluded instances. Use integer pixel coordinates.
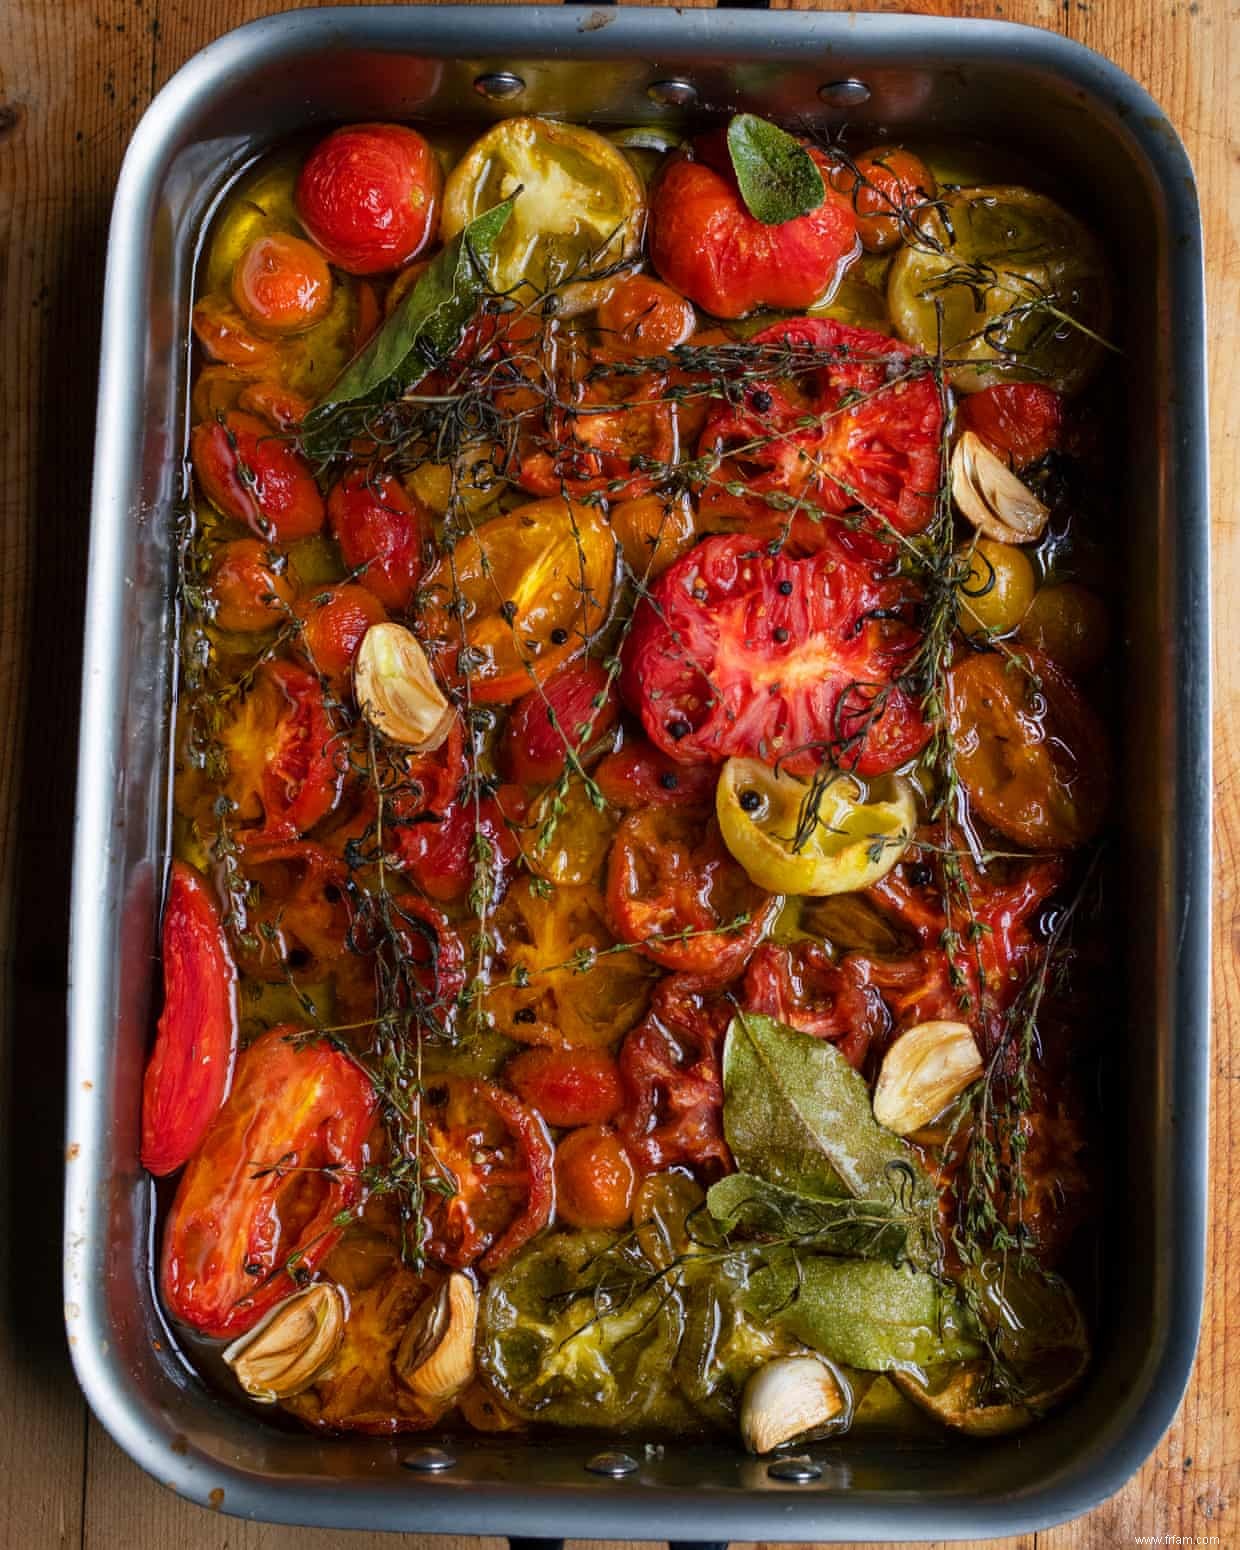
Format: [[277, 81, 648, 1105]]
[[726, 114, 826, 226], [705, 1172, 910, 1265]]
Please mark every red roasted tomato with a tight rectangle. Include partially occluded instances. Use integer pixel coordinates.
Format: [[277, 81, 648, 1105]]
[[390, 785, 523, 903], [505, 1046, 623, 1128], [596, 275, 696, 357], [697, 318, 942, 543], [231, 232, 333, 335], [620, 533, 929, 777], [209, 538, 294, 633], [141, 863, 239, 1176], [593, 737, 719, 811], [296, 123, 442, 275], [500, 659, 618, 786], [191, 411, 325, 541], [741, 941, 889, 1072], [606, 806, 775, 984], [327, 468, 427, 612], [958, 383, 1064, 470], [295, 582, 386, 690], [829, 146, 938, 254], [161, 1026, 377, 1337], [648, 137, 857, 318]]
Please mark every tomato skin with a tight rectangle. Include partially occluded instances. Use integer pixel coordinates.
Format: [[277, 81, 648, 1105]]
[[958, 384, 1063, 470], [295, 582, 386, 688], [296, 124, 441, 275], [191, 412, 325, 541], [141, 863, 239, 1176], [237, 380, 314, 432], [831, 147, 937, 254], [391, 786, 523, 903], [593, 737, 718, 811], [209, 538, 293, 633], [192, 295, 277, 371], [161, 1025, 377, 1337], [555, 1125, 636, 1230], [327, 469, 426, 612], [621, 533, 929, 778], [501, 660, 618, 786], [606, 806, 775, 985], [648, 141, 857, 318], [597, 275, 696, 356], [741, 942, 888, 1072], [231, 232, 333, 335], [506, 1047, 623, 1128]]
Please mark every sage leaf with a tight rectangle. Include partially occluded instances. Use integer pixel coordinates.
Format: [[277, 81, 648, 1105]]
[[726, 114, 826, 226], [722, 1012, 930, 1204], [744, 1257, 981, 1374], [302, 197, 514, 439], [706, 1173, 911, 1266]]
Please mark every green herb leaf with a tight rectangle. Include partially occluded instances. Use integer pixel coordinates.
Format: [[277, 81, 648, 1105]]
[[302, 197, 514, 443], [744, 1257, 981, 1374], [706, 1173, 911, 1265], [726, 114, 826, 226], [721, 1012, 929, 1203]]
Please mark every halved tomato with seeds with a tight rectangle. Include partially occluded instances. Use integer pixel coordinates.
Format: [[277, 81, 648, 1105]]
[[741, 941, 889, 1071], [620, 532, 928, 777]]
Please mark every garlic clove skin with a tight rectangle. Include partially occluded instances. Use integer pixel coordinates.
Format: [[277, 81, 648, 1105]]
[[872, 1019, 984, 1136], [951, 430, 1050, 545], [222, 1282, 345, 1403], [355, 621, 456, 750], [740, 1355, 848, 1455], [394, 1271, 477, 1403]]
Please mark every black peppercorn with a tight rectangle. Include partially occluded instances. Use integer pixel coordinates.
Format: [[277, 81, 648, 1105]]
[[550, 627, 569, 645], [773, 626, 790, 644], [751, 389, 773, 413], [513, 1007, 538, 1024], [778, 579, 793, 596], [907, 862, 933, 888], [668, 718, 691, 740], [739, 789, 762, 813], [659, 771, 680, 790]]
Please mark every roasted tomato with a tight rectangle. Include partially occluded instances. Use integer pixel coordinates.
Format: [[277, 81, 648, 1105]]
[[1018, 582, 1109, 676], [697, 318, 943, 542], [294, 582, 386, 690], [296, 123, 441, 274], [161, 1026, 377, 1337], [608, 491, 698, 581], [231, 232, 333, 335], [192, 295, 277, 371], [421, 1077, 554, 1273], [423, 497, 617, 704], [327, 469, 427, 613], [209, 538, 294, 633], [621, 533, 929, 777], [191, 412, 325, 541], [350, 889, 467, 1035], [141, 862, 239, 1176], [648, 138, 857, 318], [505, 1047, 623, 1128], [597, 275, 696, 357], [830, 147, 938, 254], [741, 942, 888, 1072], [390, 786, 522, 904], [500, 659, 618, 786], [948, 649, 1110, 849], [221, 660, 345, 847], [238, 379, 315, 432], [593, 737, 719, 811], [958, 384, 1064, 470], [555, 1125, 637, 1230], [606, 807, 776, 985], [616, 976, 732, 1177]]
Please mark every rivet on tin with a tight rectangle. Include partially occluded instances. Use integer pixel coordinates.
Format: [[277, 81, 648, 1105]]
[[767, 1456, 823, 1484], [647, 79, 698, 108], [818, 79, 872, 108], [401, 1447, 457, 1473], [586, 1450, 640, 1477], [474, 72, 526, 100]]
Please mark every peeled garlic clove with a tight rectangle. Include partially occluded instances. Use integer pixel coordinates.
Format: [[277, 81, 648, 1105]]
[[951, 429, 1049, 545], [355, 621, 455, 750], [395, 1271, 477, 1403], [740, 1355, 848, 1455], [872, 1019, 984, 1135], [222, 1283, 345, 1403]]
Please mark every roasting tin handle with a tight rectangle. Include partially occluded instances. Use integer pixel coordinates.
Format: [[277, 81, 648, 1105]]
[[511, 1542, 729, 1550]]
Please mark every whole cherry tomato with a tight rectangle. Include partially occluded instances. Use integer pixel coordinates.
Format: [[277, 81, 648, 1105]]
[[606, 807, 776, 984], [295, 582, 386, 690], [327, 468, 427, 613], [958, 383, 1064, 470], [191, 411, 324, 541], [391, 786, 523, 903], [741, 942, 887, 1072], [501, 659, 618, 786], [596, 275, 696, 357], [420, 1077, 554, 1272], [505, 1046, 623, 1128], [648, 138, 857, 318], [209, 538, 293, 633], [161, 1025, 377, 1337], [141, 862, 238, 1176], [231, 232, 333, 335], [296, 123, 442, 275], [593, 737, 719, 811], [620, 533, 928, 777], [555, 1125, 636, 1230], [830, 147, 937, 253]]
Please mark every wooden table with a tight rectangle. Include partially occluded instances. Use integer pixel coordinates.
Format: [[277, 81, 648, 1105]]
[[1, 0, 1236, 1545]]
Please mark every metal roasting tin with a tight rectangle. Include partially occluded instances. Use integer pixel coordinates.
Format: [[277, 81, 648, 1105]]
[[65, 5, 1210, 1539]]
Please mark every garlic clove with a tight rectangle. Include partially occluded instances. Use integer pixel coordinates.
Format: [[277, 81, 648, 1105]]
[[394, 1271, 477, 1403], [872, 1019, 984, 1135], [222, 1282, 345, 1403], [740, 1355, 848, 1455], [355, 622, 456, 750], [951, 429, 1049, 545]]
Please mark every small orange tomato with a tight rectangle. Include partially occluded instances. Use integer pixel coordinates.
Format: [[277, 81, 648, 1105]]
[[192, 294, 277, 370], [609, 492, 697, 581], [232, 233, 333, 335], [554, 1125, 637, 1230], [237, 380, 315, 432], [209, 539, 294, 633], [832, 147, 937, 253], [191, 364, 250, 423], [597, 275, 696, 357], [295, 582, 386, 688]]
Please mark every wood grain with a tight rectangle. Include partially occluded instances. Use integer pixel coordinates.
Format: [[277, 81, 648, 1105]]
[[1, 0, 1236, 1544]]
